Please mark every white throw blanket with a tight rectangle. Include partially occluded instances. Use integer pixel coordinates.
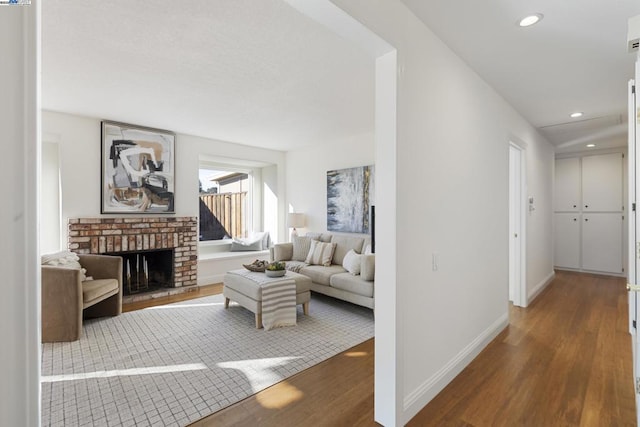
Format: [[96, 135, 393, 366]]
[[261, 277, 296, 330], [231, 270, 297, 330]]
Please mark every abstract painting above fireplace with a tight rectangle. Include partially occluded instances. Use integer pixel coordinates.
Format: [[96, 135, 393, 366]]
[[101, 121, 175, 214]]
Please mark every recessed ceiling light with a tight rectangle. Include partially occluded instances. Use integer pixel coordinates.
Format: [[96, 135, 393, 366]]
[[586, 144, 596, 148], [570, 112, 583, 118], [518, 14, 543, 27]]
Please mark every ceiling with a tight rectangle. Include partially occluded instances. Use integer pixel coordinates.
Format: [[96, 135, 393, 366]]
[[41, 0, 375, 152], [42, 1, 640, 154], [401, 0, 640, 154]]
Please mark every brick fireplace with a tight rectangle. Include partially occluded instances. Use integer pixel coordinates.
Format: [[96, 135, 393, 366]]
[[68, 217, 198, 290]]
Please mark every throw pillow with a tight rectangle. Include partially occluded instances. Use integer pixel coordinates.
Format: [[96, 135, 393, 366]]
[[361, 254, 375, 281], [230, 234, 263, 251], [330, 235, 365, 266], [261, 232, 271, 249], [305, 240, 337, 267], [342, 249, 362, 275], [41, 250, 77, 265], [273, 243, 293, 261], [292, 235, 313, 261], [41, 250, 88, 281]]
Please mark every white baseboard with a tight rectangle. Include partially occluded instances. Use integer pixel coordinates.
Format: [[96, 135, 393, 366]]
[[527, 271, 555, 305], [402, 313, 509, 423], [198, 273, 225, 286]]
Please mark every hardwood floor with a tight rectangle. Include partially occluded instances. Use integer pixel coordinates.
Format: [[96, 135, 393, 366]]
[[121, 283, 222, 312], [190, 339, 376, 427], [132, 272, 636, 426], [409, 271, 635, 426]]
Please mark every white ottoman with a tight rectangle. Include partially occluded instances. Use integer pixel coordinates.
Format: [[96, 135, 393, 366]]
[[223, 269, 311, 328]]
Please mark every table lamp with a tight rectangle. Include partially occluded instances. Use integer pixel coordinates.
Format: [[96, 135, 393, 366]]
[[287, 213, 305, 241]]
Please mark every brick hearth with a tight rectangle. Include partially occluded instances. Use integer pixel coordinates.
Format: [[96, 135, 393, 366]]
[[68, 217, 198, 288]]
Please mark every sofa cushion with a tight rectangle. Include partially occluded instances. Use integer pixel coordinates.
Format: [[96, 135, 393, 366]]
[[331, 235, 365, 265], [361, 254, 375, 281], [306, 232, 332, 243], [342, 249, 362, 275], [305, 240, 337, 267], [82, 278, 118, 304], [273, 243, 293, 261], [300, 265, 346, 286], [292, 236, 313, 261], [330, 273, 374, 298]]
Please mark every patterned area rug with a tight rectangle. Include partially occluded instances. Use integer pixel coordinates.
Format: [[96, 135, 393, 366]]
[[41, 293, 374, 427]]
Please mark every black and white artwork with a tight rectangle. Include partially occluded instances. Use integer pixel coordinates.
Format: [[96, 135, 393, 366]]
[[101, 121, 175, 214], [327, 165, 375, 233]]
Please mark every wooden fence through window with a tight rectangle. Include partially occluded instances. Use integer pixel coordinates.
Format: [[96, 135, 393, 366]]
[[199, 192, 246, 240]]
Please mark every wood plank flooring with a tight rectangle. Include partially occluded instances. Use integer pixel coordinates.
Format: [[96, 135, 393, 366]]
[[408, 271, 635, 426], [122, 283, 222, 313], [133, 272, 635, 426], [190, 339, 376, 427]]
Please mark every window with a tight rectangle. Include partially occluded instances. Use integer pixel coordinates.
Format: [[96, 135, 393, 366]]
[[199, 167, 252, 241]]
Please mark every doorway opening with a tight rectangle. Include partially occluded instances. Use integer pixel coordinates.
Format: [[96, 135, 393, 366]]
[[509, 142, 527, 307]]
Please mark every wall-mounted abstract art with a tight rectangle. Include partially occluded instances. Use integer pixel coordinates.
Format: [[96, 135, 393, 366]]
[[101, 121, 175, 214], [327, 165, 375, 234]]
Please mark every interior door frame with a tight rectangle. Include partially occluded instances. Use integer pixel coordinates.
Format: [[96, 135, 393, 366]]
[[627, 76, 640, 425], [509, 142, 527, 307]]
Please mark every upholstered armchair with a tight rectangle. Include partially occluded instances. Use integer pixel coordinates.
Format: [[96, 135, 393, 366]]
[[41, 254, 123, 342]]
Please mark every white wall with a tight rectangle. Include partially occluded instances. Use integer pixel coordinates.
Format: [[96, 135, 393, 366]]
[[263, 164, 279, 241], [42, 111, 287, 247], [285, 131, 374, 236], [41, 140, 62, 253], [326, 1, 555, 424], [0, 2, 41, 426]]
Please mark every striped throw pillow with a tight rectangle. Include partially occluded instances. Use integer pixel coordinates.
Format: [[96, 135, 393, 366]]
[[292, 236, 313, 261], [305, 240, 337, 267]]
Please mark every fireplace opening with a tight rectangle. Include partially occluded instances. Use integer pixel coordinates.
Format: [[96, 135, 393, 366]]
[[110, 249, 174, 295]]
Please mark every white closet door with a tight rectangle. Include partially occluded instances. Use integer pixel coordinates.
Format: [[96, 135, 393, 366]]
[[554, 213, 581, 269], [582, 213, 623, 273], [582, 153, 623, 212], [555, 157, 581, 212]]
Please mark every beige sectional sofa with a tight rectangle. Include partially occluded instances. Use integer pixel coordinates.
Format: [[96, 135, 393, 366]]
[[270, 232, 375, 309]]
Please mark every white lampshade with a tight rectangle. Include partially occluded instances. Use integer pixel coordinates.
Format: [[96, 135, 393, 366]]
[[287, 213, 305, 229]]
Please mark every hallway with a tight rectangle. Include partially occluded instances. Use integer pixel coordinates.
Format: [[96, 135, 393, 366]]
[[409, 271, 635, 425]]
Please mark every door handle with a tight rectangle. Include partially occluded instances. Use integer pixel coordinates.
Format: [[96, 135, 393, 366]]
[[627, 284, 640, 292]]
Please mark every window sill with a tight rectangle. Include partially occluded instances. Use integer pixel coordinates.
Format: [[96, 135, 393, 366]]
[[198, 249, 270, 261]]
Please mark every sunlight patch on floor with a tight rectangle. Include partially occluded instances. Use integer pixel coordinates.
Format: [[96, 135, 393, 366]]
[[256, 381, 304, 409], [41, 363, 208, 383], [218, 356, 303, 393]]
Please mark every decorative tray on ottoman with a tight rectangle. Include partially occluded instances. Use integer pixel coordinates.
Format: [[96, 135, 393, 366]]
[[243, 260, 268, 272]]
